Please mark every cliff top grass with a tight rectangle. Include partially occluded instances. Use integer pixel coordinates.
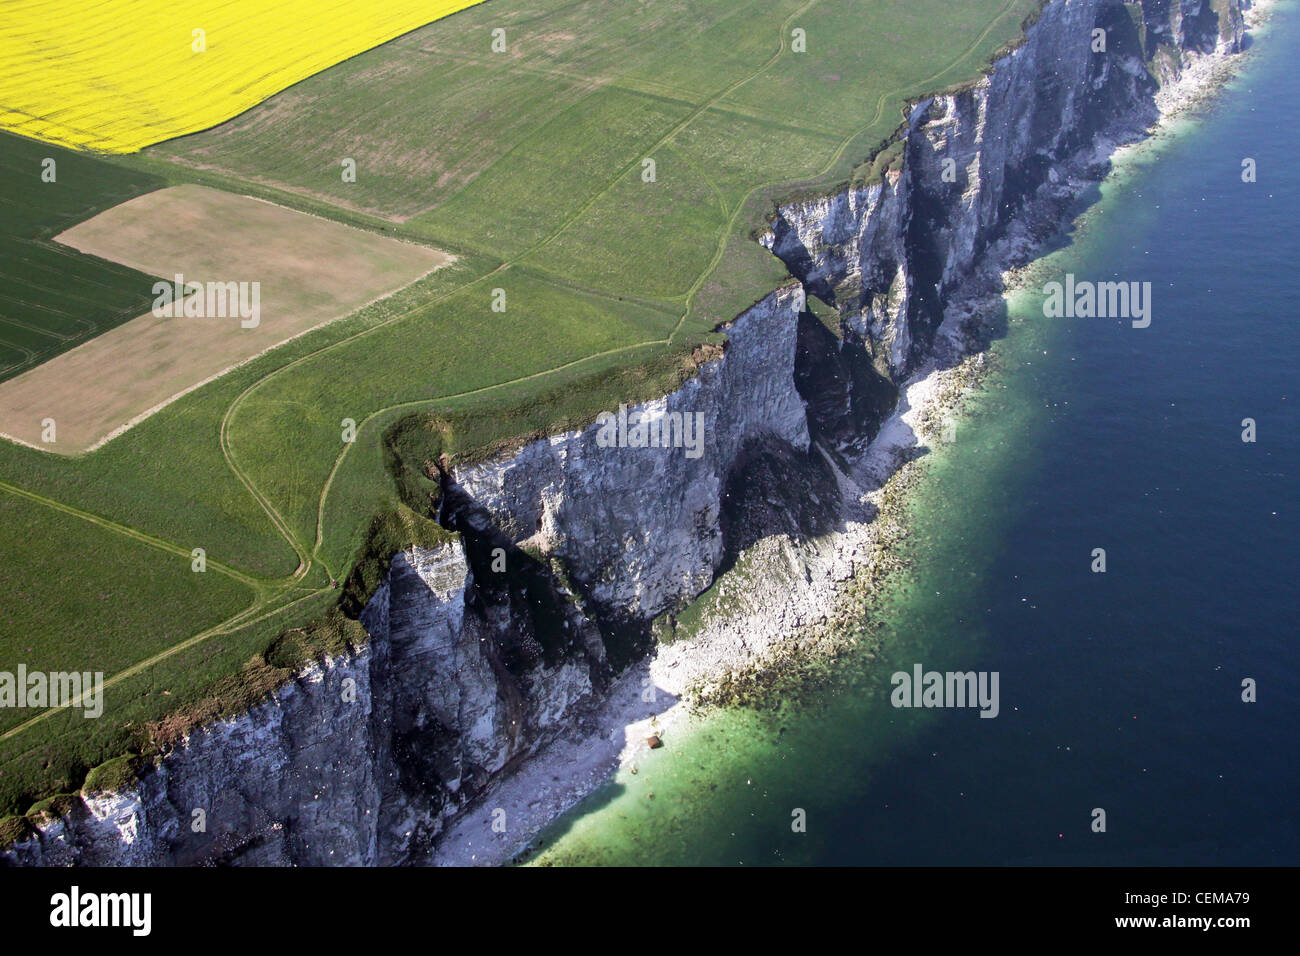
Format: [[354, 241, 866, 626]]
[[0, 0, 1048, 818]]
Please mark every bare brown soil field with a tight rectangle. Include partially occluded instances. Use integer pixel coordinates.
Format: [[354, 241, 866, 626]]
[[0, 184, 451, 454]]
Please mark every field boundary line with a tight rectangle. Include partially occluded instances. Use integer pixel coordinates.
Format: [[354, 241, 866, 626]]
[[671, 0, 1022, 341], [0, 479, 263, 589], [0, 587, 310, 742], [517, 0, 825, 264]]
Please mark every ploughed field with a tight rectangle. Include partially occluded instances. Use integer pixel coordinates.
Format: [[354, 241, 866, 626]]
[[0, 0, 1040, 818], [0, 184, 450, 453]]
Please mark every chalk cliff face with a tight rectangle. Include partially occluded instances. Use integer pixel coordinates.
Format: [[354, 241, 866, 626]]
[[2, 0, 1248, 866], [1141, 0, 1245, 53], [4, 541, 609, 866], [764, 0, 1239, 390], [450, 287, 810, 627]]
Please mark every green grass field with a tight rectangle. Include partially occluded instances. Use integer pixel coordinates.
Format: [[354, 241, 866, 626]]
[[0, 0, 1044, 818], [0, 133, 165, 382]]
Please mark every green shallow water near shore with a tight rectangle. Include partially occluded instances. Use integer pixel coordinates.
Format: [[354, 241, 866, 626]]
[[525, 4, 1300, 866], [521, 290, 1052, 866]]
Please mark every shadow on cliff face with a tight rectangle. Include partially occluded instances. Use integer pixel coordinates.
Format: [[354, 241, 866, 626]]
[[795, 308, 899, 449], [716, 434, 847, 577], [424, 644, 682, 865], [440, 478, 614, 685]]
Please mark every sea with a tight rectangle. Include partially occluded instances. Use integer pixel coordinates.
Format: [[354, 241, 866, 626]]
[[525, 2, 1299, 866]]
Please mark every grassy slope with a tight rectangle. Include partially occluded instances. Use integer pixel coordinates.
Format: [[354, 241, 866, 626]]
[[0, 0, 1043, 815]]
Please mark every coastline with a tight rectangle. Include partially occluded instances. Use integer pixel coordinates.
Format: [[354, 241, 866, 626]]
[[428, 2, 1278, 867], [3, 0, 1276, 869]]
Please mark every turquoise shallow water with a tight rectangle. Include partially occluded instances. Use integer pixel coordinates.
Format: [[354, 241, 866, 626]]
[[528, 5, 1300, 866]]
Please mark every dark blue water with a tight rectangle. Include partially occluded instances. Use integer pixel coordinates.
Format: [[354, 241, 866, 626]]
[[529, 4, 1300, 865]]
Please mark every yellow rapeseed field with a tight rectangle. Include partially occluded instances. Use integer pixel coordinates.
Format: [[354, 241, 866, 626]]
[[0, 0, 487, 153]]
